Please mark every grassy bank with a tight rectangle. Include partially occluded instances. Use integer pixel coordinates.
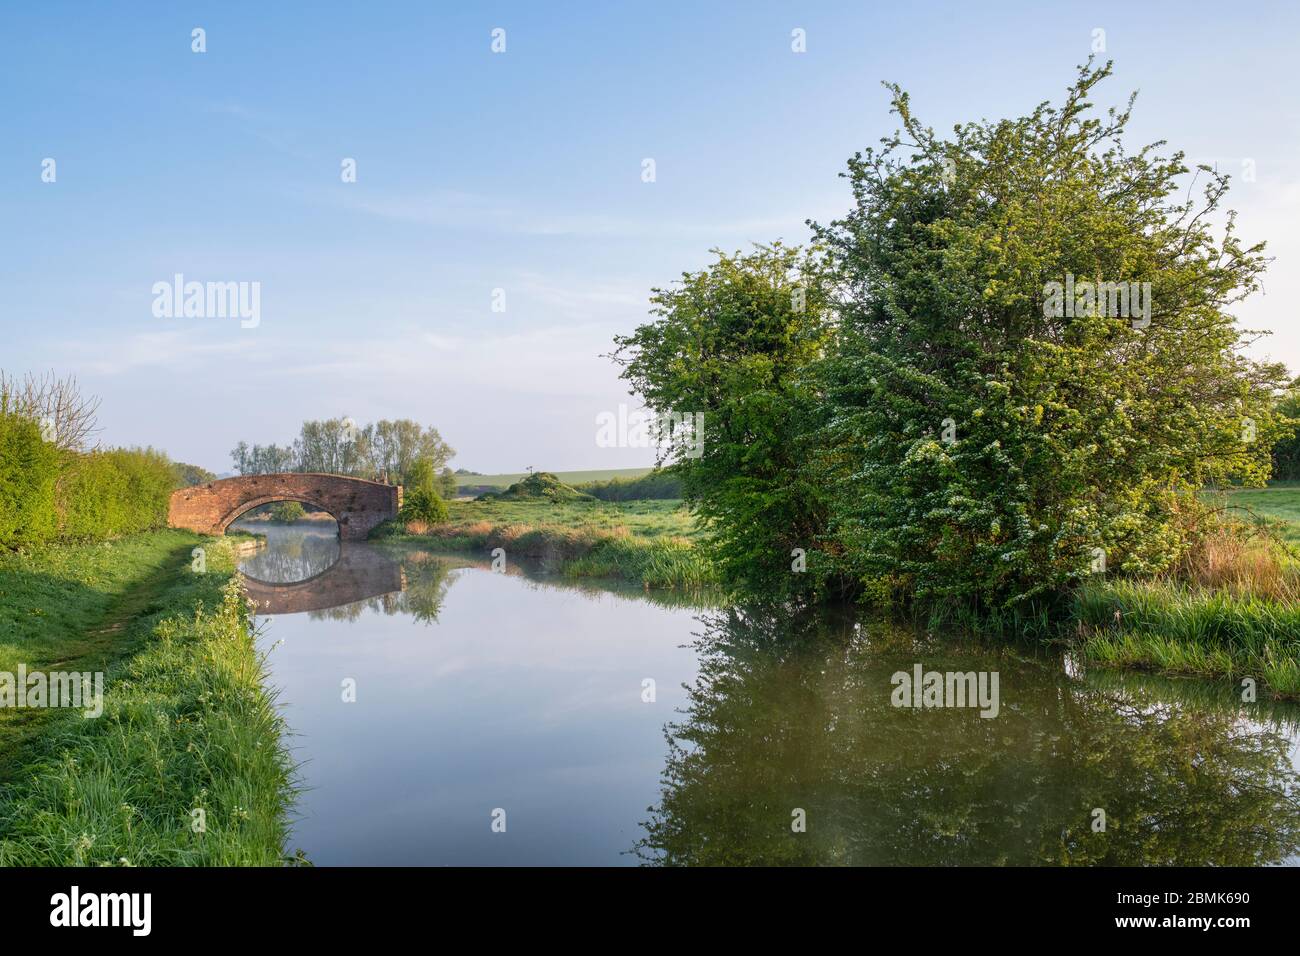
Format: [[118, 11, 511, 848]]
[[1070, 487, 1300, 699], [375, 498, 715, 589], [1073, 579, 1300, 698], [0, 531, 296, 865]]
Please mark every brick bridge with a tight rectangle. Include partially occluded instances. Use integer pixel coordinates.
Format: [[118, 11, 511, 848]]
[[168, 473, 402, 540]]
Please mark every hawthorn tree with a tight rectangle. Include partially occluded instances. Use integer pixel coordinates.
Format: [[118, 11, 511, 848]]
[[613, 61, 1292, 617], [813, 60, 1292, 616]]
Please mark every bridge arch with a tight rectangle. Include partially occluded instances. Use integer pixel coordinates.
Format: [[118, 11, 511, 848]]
[[219, 494, 341, 533], [169, 473, 402, 541]]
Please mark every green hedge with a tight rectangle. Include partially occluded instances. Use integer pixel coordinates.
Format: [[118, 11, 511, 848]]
[[0, 414, 173, 548], [0, 414, 60, 547], [58, 447, 174, 540]]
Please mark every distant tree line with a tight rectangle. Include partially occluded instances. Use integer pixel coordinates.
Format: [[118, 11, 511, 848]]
[[231, 416, 456, 496], [1271, 393, 1300, 481], [170, 461, 216, 487], [576, 470, 683, 501]]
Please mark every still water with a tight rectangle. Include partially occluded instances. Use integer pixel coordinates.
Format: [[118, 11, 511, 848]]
[[235, 521, 1300, 866]]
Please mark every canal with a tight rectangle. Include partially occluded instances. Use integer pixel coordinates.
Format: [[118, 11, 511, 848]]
[[235, 520, 1300, 866]]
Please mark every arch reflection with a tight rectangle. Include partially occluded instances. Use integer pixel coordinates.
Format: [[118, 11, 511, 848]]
[[242, 542, 405, 616]]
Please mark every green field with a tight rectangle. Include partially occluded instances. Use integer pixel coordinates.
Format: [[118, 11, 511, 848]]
[[1207, 486, 1300, 545], [445, 496, 699, 539], [455, 466, 653, 493], [377, 497, 711, 588]]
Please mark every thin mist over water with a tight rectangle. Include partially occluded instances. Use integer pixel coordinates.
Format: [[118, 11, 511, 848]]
[[230, 520, 340, 584]]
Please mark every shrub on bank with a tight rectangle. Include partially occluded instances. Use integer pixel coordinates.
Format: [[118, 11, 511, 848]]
[[57, 447, 174, 540], [0, 413, 60, 548], [399, 459, 450, 524], [613, 64, 1290, 617], [0, 412, 174, 547], [401, 488, 449, 524]]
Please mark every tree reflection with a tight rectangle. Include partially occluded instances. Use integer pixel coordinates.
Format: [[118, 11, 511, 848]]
[[306, 550, 454, 624], [236, 527, 340, 584], [634, 606, 1300, 865]]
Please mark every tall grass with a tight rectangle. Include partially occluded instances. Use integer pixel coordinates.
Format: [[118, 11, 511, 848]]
[[565, 537, 714, 589], [0, 540, 298, 866], [1074, 526, 1300, 698], [1171, 525, 1300, 600], [1074, 584, 1300, 697]]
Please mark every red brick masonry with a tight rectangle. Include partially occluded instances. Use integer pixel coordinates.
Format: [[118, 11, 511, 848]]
[[168, 473, 402, 540]]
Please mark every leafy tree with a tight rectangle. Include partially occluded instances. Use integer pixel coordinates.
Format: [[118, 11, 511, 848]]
[[370, 419, 454, 483], [810, 60, 1290, 616], [268, 500, 306, 522], [399, 458, 449, 524], [612, 62, 1291, 617], [231, 417, 454, 485], [170, 460, 216, 488], [1270, 392, 1300, 481], [296, 417, 368, 475], [612, 244, 838, 598], [437, 466, 457, 499], [230, 440, 298, 475]]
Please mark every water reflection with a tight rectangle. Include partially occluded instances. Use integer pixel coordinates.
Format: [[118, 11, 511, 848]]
[[633, 606, 1300, 866], [233, 523, 412, 616], [242, 534, 1300, 866], [251, 544, 703, 865], [303, 550, 453, 623], [234, 522, 341, 583]]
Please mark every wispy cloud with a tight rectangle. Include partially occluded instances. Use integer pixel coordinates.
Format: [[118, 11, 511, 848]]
[[58, 330, 261, 376], [204, 100, 315, 161], [263, 322, 621, 398]]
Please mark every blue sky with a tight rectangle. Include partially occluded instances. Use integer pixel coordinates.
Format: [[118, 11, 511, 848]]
[[3, 1, 1298, 472]]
